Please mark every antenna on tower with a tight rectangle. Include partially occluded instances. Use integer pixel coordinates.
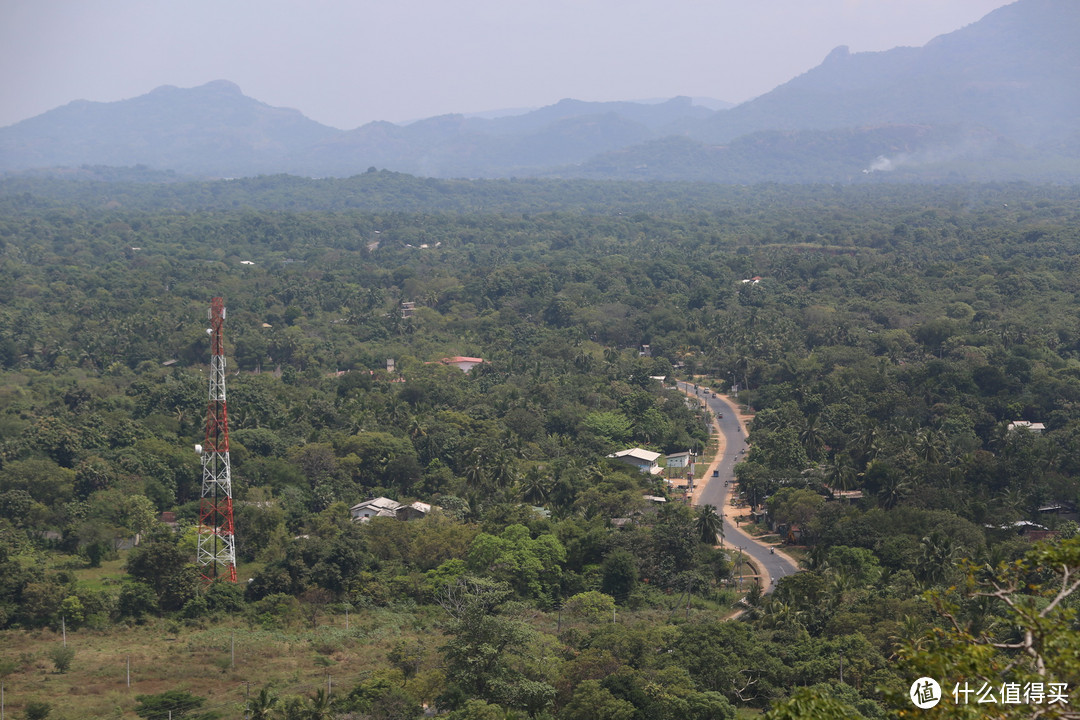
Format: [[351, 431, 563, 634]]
[[197, 297, 237, 583]]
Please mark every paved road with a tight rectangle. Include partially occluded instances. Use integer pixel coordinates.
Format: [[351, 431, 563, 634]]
[[676, 381, 799, 593]]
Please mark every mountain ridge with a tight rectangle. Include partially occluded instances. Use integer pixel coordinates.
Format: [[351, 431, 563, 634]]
[[1, 0, 1076, 182]]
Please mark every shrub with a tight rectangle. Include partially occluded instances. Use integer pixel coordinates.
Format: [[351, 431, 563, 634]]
[[24, 701, 51, 720], [134, 690, 208, 719], [118, 582, 159, 621], [48, 645, 75, 673]]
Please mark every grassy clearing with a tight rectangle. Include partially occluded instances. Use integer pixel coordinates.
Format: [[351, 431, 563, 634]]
[[0, 590, 746, 719], [67, 553, 129, 592], [0, 605, 433, 719]]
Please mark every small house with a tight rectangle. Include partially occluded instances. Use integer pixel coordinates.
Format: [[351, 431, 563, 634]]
[[350, 497, 402, 522], [396, 501, 436, 521], [665, 451, 695, 478], [440, 356, 485, 373], [608, 448, 663, 474]]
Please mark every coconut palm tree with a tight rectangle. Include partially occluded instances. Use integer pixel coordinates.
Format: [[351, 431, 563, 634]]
[[876, 472, 912, 510], [406, 414, 426, 440], [799, 414, 825, 461], [519, 466, 552, 505], [694, 504, 723, 545], [916, 532, 956, 586], [306, 688, 332, 720], [827, 454, 858, 493], [915, 428, 945, 465], [248, 686, 277, 720]]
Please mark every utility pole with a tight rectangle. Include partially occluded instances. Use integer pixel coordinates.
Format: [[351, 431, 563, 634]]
[[196, 297, 237, 583]]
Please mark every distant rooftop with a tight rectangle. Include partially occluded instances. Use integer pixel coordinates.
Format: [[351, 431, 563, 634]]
[[609, 448, 662, 463]]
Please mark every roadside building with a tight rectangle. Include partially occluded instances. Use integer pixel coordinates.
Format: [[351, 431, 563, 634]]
[[607, 448, 663, 474], [665, 450, 695, 478]]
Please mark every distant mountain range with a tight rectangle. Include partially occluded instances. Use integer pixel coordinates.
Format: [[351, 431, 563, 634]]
[[2, 0, 1077, 183]]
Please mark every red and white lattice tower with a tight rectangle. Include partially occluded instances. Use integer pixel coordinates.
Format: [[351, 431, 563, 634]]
[[197, 297, 237, 582]]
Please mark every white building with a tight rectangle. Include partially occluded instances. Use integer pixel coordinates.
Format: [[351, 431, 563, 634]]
[[350, 497, 437, 522], [1007, 421, 1046, 434], [350, 497, 401, 522], [608, 448, 663, 474]]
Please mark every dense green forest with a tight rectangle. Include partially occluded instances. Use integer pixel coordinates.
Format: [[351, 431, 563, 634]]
[[0, 175, 1078, 719]]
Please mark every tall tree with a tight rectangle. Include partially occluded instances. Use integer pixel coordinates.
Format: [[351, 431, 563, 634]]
[[694, 504, 723, 545]]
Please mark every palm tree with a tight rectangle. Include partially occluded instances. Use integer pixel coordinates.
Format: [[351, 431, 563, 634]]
[[502, 429, 527, 460], [807, 544, 830, 572], [877, 473, 912, 510], [248, 686, 277, 720], [382, 397, 408, 426], [519, 466, 552, 505], [574, 348, 595, 373], [489, 451, 519, 490], [825, 568, 854, 613], [463, 446, 488, 488], [406, 414, 426, 440], [761, 599, 805, 632], [915, 428, 944, 465], [306, 688, 332, 720], [916, 532, 956, 586], [852, 423, 880, 468], [995, 486, 1027, 522], [890, 614, 930, 651], [799, 414, 825, 461], [828, 454, 858, 493], [694, 504, 723, 545]]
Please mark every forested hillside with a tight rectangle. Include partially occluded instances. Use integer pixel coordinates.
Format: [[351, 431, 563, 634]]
[[0, 176, 1077, 718]]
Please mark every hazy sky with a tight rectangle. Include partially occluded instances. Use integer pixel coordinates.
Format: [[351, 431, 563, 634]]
[[1, 0, 1013, 130]]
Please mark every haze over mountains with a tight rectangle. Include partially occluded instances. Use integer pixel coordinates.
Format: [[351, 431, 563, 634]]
[[1, 0, 1077, 183]]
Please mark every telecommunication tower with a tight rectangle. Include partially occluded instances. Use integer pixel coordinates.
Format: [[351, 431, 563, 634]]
[[196, 297, 237, 582]]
